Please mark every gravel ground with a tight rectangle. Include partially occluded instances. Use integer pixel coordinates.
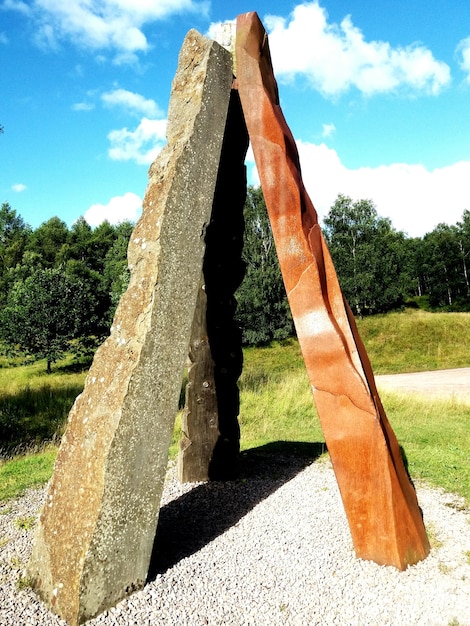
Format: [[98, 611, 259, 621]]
[[1, 449, 469, 626]]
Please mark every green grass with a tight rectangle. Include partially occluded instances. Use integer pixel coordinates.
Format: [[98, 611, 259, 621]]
[[357, 309, 470, 373], [0, 356, 86, 501], [238, 361, 470, 503], [0, 445, 58, 501], [1, 310, 470, 505], [239, 309, 470, 376], [380, 392, 470, 501], [14, 515, 36, 531], [0, 357, 86, 455], [238, 367, 322, 448]]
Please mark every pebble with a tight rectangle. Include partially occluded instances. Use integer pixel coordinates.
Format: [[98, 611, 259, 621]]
[[0, 455, 469, 625]]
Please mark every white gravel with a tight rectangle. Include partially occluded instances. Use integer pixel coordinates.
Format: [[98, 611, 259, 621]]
[[1, 452, 469, 626]]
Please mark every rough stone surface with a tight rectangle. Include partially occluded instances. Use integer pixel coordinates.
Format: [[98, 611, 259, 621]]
[[178, 89, 248, 482], [178, 276, 219, 482], [205, 89, 248, 480], [27, 30, 233, 625], [236, 12, 430, 570]]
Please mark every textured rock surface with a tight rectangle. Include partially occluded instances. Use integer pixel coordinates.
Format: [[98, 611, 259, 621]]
[[27, 30, 233, 625], [178, 89, 248, 482], [205, 89, 247, 480], [236, 12, 430, 570], [177, 276, 219, 483]]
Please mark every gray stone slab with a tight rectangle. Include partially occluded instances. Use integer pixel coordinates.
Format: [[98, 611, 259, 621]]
[[27, 29, 233, 626]]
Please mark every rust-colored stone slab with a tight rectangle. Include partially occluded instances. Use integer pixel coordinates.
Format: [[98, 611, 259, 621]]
[[27, 30, 233, 625], [236, 12, 430, 570]]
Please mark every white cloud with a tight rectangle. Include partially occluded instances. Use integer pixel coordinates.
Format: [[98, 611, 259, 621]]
[[2, 0, 31, 15], [265, 2, 450, 97], [31, 1, 147, 53], [12, 183, 27, 192], [206, 19, 236, 48], [108, 117, 167, 165], [244, 143, 260, 187], [294, 140, 470, 236], [72, 102, 95, 111], [6, 0, 209, 59], [0, 32, 8, 44], [102, 88, 163, 117], [102, 90, 167, 165], [84, 192, 142, 226], [457, 37, 470, 80], [322, 123, 336, 138]]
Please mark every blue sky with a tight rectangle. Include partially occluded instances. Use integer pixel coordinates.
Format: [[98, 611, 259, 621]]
[[1, 0, 469, 236]]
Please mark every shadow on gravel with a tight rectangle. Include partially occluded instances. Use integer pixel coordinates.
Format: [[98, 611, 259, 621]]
[[147, 441, 327, 580]]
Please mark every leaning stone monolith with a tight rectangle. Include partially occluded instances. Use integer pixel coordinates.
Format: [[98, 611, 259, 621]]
[[178, 88, 248, 482], [236, 12, 430, 570], [27, 30, 233, 625]]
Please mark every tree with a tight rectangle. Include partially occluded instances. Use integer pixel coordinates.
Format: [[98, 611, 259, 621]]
[[399, 236, 427, 301], [56, 216, 93, 267], [456, 210, 470, 298], [0, 203, 32, 264], [63, 258, 112, 359], [420, 224, 464, 308], [88, 220, 117, 273], [323, 194, 409, 315], [0, 211, 138, 368], [236, 186, 293, 344], [0, 268, 92, 372], [0, 203, 32, 307], [26, 216, 69, 268], [103, 221, 134, 315]]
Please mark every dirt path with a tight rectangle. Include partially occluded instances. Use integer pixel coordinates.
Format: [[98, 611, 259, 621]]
[[375, 367, 470, 403]]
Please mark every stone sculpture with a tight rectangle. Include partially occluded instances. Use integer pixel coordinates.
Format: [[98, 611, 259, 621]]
[[28, 13, 430, 626], [178, 88, 248, 482], [27, 30, 233, 625], [235, 12, 430, 570]]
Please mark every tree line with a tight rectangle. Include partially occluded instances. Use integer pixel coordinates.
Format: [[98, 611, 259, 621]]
[[1, 189, 469, 369], [236, 189, 470, 344], [324, 194, 470, 315], [0, 203, 132, 371]]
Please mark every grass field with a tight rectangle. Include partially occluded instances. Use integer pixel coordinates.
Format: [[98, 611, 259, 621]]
[[1, 309, 469, 504], [356, 309, 470, 373]]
